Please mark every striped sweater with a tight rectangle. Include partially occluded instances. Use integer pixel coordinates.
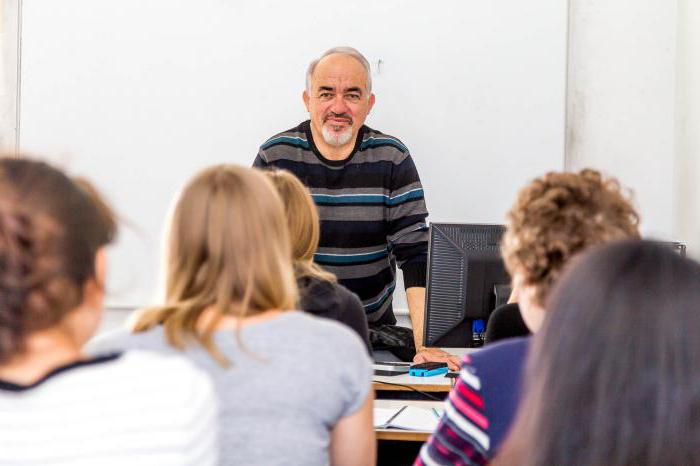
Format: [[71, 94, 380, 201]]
[[254, 120, 429, 324], [416, 337, 530, 465]]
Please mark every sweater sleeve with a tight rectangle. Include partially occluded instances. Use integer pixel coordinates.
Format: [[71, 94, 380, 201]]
[[415, 355, 490, 466], [253, 148, 269, 168], [387, 153, 429, 288]]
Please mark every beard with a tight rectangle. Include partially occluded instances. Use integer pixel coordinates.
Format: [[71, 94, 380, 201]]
[[321, 125, 354, 147], [321, 112, 354, 147]]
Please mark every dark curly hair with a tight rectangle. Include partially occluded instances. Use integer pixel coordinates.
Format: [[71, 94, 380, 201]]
[[501, 169, 640, 308], [0, 157, 116, 363]]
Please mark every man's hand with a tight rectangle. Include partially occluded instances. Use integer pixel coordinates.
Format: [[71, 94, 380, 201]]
[[413, 347, 461, 371]]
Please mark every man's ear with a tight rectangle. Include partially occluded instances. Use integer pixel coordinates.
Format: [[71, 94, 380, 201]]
[[303, 90, 311, 112], [368, 93, 376, 113]]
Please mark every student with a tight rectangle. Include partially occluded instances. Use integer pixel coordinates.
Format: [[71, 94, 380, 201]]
[[416, 169, 640, 465], [0, 157, 217, 466], [264, 168, 371, 352], [494, 240, 700, 465], [484, 286, 529, 344], [94, 165, 375, 466]]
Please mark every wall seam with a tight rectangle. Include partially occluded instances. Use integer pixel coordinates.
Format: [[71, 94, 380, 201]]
[[13, 0, 22, 155]]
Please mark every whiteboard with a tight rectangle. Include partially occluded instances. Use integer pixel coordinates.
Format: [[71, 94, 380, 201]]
[[18, 0, 567, 308]]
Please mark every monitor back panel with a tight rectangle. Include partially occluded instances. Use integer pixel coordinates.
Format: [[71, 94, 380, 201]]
[[424, 223, 509, 347]]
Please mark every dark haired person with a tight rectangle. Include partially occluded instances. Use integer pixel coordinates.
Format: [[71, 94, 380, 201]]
[[494, 240, 700, 465], [484, 288, 529, 344], [416, 169, 640, 465], [0, 157, 217, 465]]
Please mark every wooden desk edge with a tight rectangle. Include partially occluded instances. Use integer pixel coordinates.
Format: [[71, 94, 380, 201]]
[[372, 381, 452, 392], [375, 429, 431, 442]]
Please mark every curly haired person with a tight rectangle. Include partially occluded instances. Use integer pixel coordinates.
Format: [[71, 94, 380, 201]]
[[416, 169, 640, 465]]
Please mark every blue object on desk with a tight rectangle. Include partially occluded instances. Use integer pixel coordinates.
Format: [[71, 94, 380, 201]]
[[409, 366, 449, 377]]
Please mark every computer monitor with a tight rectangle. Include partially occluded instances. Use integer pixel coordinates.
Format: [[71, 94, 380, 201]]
[[423, 223, 510, 348]]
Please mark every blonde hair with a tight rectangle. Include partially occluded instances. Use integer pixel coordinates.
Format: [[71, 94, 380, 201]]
[[264, 169, 337, 283], [132, 165, 297, 365]]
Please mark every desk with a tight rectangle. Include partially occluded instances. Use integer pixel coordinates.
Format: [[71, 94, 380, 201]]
[[373, 372, 454, 393], [374, 399, 443, 442], [373, 347, 474, 393]]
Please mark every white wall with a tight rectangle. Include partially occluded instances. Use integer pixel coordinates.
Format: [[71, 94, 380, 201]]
[[8, 1, 695, 316], [674, 0, 700, 258], [0, 0, 19, 151], [96, 0, 700, 327], [566, 0, 678, 240], [17, 0, 567, 309]]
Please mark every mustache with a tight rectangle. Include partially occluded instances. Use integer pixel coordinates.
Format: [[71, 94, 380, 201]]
[[323, 112, 353, 124]]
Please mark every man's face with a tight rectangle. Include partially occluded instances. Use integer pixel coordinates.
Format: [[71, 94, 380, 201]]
[[303, 53, 375, 148]]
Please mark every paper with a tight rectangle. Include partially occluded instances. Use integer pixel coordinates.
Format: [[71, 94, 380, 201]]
[[374, 405, 443, 431]]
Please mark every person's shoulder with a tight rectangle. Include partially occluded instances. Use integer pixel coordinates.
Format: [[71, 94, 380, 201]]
[[299, 274, 334, 295], [358, 126, 412, 163], [87, 325, 166, 355], [467, 336, 531, 368], [101, 350, 213, 399], [490, 302, 521, 320], [285, 311, 367, 353], [300, 276, 357, 307], [45, 349, 211, 402], [298, 276, 339, 314], [485, 303, 531, 343], [259, 121, 310, 152], [97, 350, 202, 380]]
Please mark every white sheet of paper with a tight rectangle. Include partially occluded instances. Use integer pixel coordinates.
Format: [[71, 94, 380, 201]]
[[373, 405, 442, 431], [373, 407, 400, 428]]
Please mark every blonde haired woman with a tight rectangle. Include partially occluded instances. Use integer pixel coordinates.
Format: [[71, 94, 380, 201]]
[[94, 165, 375, 466], [264, 169, 370, 351]]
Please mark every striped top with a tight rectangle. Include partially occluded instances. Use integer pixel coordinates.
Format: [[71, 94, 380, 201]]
[[254, 120, 429, 323], [416, 337, 530, 465], [0, 351, 218, 466]]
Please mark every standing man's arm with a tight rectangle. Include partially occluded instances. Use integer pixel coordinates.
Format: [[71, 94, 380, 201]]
[[407, 287, 461, 370], [406, 286, 427, 348], [387, 152, 460, 370]]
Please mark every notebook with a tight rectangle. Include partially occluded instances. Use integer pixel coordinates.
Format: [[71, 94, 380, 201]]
[[373, 405, 443, 431]]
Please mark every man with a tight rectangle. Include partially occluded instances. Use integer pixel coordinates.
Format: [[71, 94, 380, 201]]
[[254, 46, 459, 369]]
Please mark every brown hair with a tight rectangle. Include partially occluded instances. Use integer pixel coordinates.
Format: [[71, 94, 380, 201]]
[[0, 156, 116, 363], [494, 240, 700, 466], [132, 165, 297, 365], [501, 169, 639, 307], [263, 169, 336, 283]]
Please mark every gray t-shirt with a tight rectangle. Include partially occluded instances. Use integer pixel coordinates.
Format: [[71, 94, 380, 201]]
[[91, 311, 372, 466]]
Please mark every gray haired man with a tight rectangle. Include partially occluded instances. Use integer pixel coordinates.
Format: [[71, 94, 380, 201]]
[[254, 47, 459, 369]]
